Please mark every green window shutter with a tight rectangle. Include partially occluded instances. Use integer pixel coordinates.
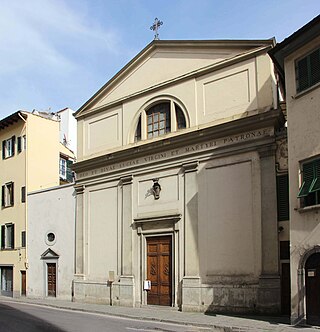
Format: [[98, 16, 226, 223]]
[[297, 56, 309, 92], [277, 174, 289, 221], [1, 225, 4, 249], [11, 225, 14, 249], [21, 186, 26, 203], [66, 160, 73, 182], [21, 231, 26, 248], [296, 48, 320, 92], [2, 140, 5, 159], [1, 185, 4, 207], [310, 48, 320, 86], [10, 183, 14, 206], [11, 136, 15, 156], [310, 160, 320, 192], [297, 162, 315, 197], [17, 137, 22, 153]]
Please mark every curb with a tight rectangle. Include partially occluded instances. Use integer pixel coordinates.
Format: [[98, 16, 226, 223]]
[[0, 298, 255, 331]]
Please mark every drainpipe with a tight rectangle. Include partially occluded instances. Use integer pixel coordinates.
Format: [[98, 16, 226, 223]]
[[18, 112, 29, 292]]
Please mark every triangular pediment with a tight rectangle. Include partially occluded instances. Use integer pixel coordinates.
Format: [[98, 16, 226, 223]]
[[41, 248, 59, 259], [75, 39, 274, 118]]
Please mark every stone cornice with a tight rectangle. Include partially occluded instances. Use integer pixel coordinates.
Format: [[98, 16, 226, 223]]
[[133, 213, 181, 224], [73, 109, 284, 176]]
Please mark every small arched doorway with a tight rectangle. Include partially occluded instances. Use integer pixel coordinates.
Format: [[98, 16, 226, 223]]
[[305, 252, 320, 325]]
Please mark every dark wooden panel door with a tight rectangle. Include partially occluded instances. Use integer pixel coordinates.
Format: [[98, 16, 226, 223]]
[[47, 263, 56, 297], [21, 271, 26, 296], [306, 253, 320, 326], [147, 236, 172, 306]]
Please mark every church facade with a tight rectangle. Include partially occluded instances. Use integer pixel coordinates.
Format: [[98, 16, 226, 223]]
[[73, 40, 285, 313]]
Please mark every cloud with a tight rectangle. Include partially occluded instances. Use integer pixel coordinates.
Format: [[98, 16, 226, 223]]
[[0, 0, 122, 115], [0, 0, 120, 74]]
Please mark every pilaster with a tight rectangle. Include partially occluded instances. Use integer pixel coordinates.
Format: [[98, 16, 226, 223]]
[[120, 175, 133, 276], [182, 161, 201, 311], [183, 161, 199, 276], [257, 145, 280, 312], [74, 184, 85, 279]]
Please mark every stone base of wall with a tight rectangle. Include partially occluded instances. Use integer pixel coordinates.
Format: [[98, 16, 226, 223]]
[[73, 280, 111, 305], [182, 276, 280, 315], [112, 276, 135, 307], [256, 275, 281, 314], [73, 275, 280, 314], [73, 276, 135, 307], [181, 277, 202, 311]]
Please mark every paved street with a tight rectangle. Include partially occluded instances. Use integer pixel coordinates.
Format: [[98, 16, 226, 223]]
[[1, 297, 320, 332], [0, 301, 212, 332]]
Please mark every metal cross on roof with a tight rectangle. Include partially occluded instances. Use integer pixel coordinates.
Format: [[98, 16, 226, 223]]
[[150, 18, 163, 40]]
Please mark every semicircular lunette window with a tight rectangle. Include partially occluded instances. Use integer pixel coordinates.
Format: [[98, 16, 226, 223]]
[[134, 101, 187, 142]]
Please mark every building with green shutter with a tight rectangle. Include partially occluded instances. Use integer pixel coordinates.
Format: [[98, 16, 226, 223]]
[[270, 14, 320, 326], [0, 109, 75, 297]]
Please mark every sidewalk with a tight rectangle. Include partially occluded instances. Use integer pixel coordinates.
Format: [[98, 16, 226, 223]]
[[1, 296, 319, 332]]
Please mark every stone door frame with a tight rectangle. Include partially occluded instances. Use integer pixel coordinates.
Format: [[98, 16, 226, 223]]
[[297, 246, 320, 324], [134, 213, 181, 308]]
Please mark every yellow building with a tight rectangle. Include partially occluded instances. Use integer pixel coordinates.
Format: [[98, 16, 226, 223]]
[[0, 110, 75, 297]]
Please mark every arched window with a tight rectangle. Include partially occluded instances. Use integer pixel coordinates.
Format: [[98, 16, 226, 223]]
[[134, 100, 187, 142]]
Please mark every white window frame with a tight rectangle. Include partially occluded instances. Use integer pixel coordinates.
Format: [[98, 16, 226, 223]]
[[59, 158, 67, 179]]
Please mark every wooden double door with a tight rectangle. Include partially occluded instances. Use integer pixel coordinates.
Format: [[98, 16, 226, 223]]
[[147, 236, 172, 306], [306, 253, 320, 326]]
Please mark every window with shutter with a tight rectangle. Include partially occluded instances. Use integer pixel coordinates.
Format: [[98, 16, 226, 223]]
[[2, 136, 16, 159], [1, 182, 14, 207], [277, 174, 289, 221], [296, 48, 320, 93], [298, 159, 320, 207], [66, 160, 73, 182], [0, 224, 14, 249]]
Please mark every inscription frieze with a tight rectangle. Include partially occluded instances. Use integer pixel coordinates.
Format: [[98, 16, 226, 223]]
[[77, 127, 273, 179]]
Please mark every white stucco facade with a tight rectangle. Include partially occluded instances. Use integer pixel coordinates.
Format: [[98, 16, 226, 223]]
[[58, 108, 77, 155], [27, 184, 75, 300], [73, 40, 285, 313]]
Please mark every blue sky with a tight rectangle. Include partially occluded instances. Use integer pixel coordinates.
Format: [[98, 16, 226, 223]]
[[0, 0, 319, 119]]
